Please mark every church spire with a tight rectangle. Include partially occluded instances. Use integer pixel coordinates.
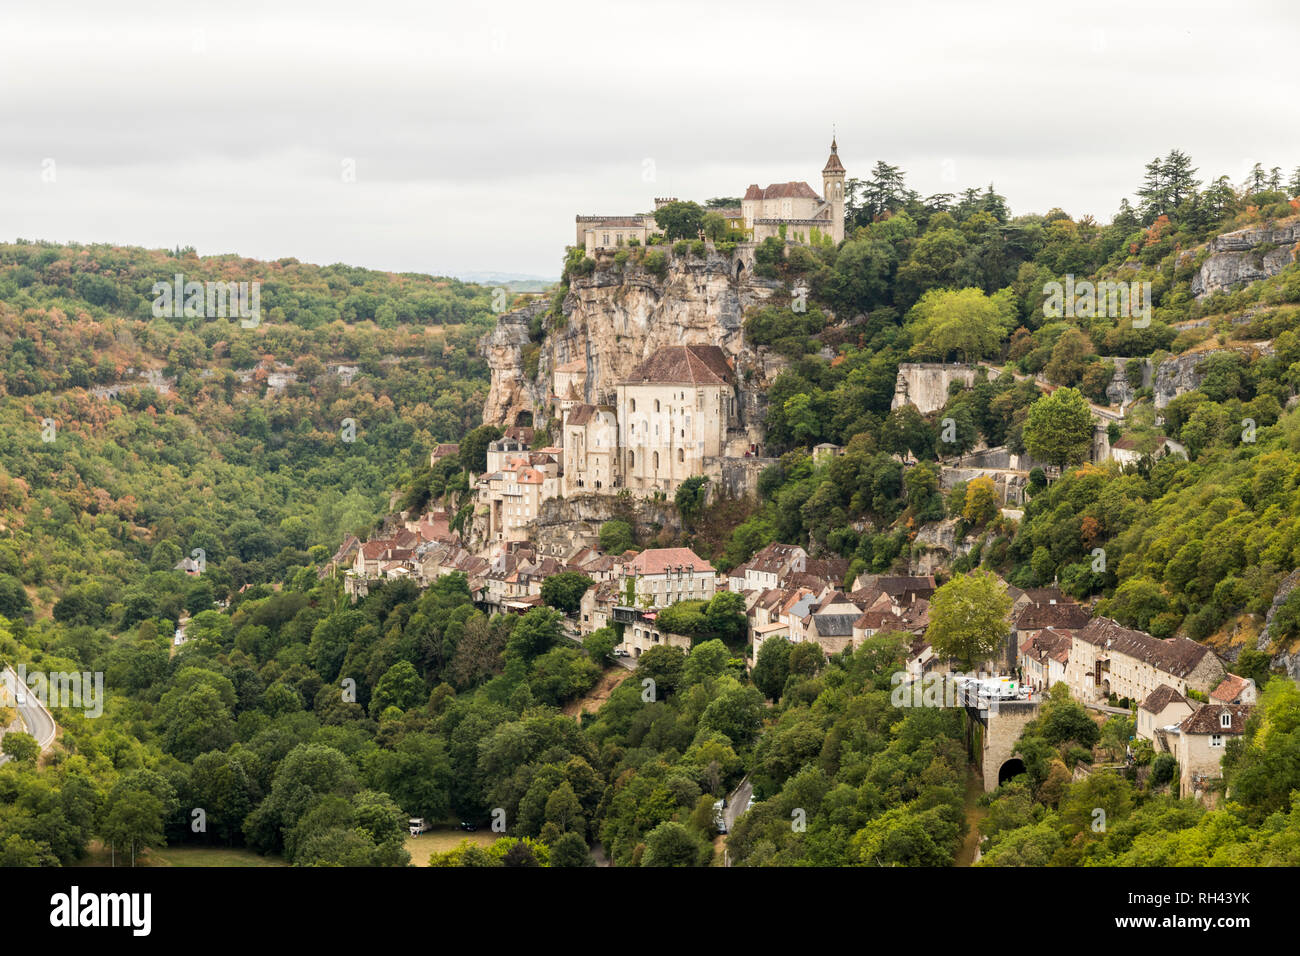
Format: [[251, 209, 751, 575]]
[[823, 135, 845, 174]]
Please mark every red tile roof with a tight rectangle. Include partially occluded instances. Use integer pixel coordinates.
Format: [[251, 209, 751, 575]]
[[743, 181, 822, 201], [627, 547, 713, 575]]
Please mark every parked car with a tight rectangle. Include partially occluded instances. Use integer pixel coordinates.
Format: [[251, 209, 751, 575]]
[[712, 799, 727, 834], [613, 648, 630, 657], [459, 821, 478, 832]]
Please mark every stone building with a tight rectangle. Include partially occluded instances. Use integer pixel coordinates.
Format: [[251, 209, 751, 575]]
[[561, 404, 619, 495], [575, 210, 662, 257], [1137, 684, 1195, 745], [576, 139, 846, 254], [742, 139, 846, 244], [1064, 617, 1226, 704], [476, 450, 561, 543], [620, 547, 717, 610], [1170, 703, 1252, 804], [616, 345, 737, 495]]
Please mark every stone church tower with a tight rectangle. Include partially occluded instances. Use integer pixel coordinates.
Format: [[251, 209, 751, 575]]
[[823, 137, 847, 243]]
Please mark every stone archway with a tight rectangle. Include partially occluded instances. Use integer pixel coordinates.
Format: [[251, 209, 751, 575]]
[[997, 758, 1026, 786]]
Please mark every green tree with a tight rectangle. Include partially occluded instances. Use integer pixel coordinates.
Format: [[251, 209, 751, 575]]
[[1022, 387, 1094, 469], [640, 820, 707, 867], [653, 201, 705, 242], [460, 424, 504, 473], [925, 569, 1012, 669], [906, 287, 1015, 363], [370, 660, 427, 716], [599, 520, 634, 554], [540, 572, 594, 614], [0, 731, 38, 763], [549, 831, 592, 867]]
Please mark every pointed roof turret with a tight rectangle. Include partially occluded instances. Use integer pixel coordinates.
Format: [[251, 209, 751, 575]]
[[823, 136, 845, 174]]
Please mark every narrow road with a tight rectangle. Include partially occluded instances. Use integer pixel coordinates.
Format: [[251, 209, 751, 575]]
[[722, 776, 752, 834], [0, 665, 57, 763]]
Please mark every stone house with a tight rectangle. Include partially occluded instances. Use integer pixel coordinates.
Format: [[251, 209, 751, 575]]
[[561, 403, 618, 494], [727, 542, 808, 592], [1209, 673, 1258, 706], [1021, 628, 1073, 693], [1171, 703, 1252, 804], [621, 547, 716, 611], [1065, 617, 1226, 704], [1137, 684, 1195, 746]]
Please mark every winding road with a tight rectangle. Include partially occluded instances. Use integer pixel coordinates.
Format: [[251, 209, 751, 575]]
[[0, 665, 57, 763]]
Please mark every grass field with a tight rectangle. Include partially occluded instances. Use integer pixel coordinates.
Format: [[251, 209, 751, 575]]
[[404, 827, 496, 866], [74, 841, 286, 867]]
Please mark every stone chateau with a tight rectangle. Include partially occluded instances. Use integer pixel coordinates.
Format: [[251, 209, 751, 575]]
[[576, 138, 847, 256]]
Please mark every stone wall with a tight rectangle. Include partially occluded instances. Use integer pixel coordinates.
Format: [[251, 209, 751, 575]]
[[704, 455, 778, 500], [524, 493, 681, 559], [891, 363, 1000, 415], [977, 700, 1041, 792]]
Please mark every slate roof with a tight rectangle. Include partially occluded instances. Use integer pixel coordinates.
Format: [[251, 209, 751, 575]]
[[743, 181, 822, 201], [1179, 703, 1252, 735], [1016, 602, 1092, 630], [822, 139, 846, 174], [623, 345, 734, 387], [1140, 684, 1187, 714], [1074, 617, 1214, 679], [812, 613, 858, 637]]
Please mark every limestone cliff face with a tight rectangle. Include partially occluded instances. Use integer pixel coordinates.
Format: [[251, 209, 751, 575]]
[[481, 299, 550, 428], [1153, 342, 1274, 409], [480, 249, 785, 430], [1190, 219, 1300, 299], [1256, 569, 1300, 681]]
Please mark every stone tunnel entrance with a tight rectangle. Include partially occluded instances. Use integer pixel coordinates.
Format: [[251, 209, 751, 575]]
[[997, 758, 1026, 786], [966, 699, 1040, 792]]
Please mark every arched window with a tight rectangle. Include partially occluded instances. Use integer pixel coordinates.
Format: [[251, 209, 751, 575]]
[[677, 447, 684, 463], [654, 399, 660, 412], [630, 399, 636, 412], [628, 451, 635, 468], [653, 451, 659, 470]]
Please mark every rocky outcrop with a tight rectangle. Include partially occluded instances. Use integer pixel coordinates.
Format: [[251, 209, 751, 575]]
[[480, 248, 784, 433], [1101, 355, 1149, 408], [1190, 220, 1300, 299], [1257, 569, 1300, 682], [481, 299, 550, 428], [527, 494, 680, 558], [909, 517, 976, 575], [891, 363, 1000, 416], [1153, 342, 1274, 409]]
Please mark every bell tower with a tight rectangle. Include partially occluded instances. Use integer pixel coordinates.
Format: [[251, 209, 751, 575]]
[[822, 135, 846, 243]]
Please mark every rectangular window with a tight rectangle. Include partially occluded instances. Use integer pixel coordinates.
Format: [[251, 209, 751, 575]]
[[1210, 735, 1224, 748]]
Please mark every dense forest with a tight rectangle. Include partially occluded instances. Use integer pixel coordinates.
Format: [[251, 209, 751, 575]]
[[0, 241, 503, 628]]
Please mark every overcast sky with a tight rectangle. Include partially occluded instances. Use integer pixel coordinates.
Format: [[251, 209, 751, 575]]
[[2, 0, 1297, 280]]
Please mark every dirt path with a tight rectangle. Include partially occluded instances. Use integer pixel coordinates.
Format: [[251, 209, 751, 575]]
[[955, 768, 987, 867], [563, 666, 631, 719]]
